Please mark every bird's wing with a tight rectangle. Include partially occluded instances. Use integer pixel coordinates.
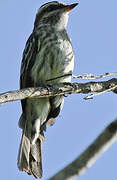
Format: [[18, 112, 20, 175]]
[[19, 33, 43, 178], [20, 32, 40, 111], [20, 32, 39, 89]]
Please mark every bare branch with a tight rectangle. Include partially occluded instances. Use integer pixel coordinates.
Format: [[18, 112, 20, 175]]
[[84, 84, 117, 100], [73, 72, 117, 80], [0, 78, 117, 105], [48, 119, 117, 180]]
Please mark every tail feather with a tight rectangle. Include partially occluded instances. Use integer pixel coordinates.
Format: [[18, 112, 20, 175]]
[[30, 140, 42, 178], [18, 132, 30, 173], [18, 131, 42, 178]]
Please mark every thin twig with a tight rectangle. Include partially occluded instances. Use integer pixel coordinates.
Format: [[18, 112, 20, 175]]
[[72, 72, 117, 80], [84, 84, 117, 100], [48, 119, 117, 180]]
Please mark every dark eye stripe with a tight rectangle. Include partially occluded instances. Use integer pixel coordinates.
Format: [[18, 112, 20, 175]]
[[37, 4, 64, 19]]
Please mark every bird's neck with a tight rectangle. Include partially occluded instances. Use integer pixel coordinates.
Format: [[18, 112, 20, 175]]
[[33, 23, 66, 32]]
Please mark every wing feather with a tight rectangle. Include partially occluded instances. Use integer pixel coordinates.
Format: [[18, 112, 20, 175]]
[[20, 33, 40, 111], [20, 33, 40, 88]]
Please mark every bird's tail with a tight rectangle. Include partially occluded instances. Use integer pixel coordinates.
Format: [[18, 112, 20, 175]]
[[18, 131, 42, 178]]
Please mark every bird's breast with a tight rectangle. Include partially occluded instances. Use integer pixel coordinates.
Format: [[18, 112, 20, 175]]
[[31, 28, 74, 85]]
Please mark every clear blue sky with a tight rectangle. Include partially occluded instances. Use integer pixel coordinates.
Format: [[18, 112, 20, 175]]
[[0, 0, 117, 180]]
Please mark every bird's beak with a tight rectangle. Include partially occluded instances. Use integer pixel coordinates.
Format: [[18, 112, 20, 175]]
[[64, 3, 78, 12]]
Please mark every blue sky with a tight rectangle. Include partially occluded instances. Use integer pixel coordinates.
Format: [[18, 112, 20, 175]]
[[0, 0, 117, 180]]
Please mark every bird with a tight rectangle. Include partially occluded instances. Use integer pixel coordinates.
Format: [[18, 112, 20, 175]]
[[18, 1, 78, 178]]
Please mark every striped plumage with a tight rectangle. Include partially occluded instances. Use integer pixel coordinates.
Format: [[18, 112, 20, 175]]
[[18, 1, 77, 178]]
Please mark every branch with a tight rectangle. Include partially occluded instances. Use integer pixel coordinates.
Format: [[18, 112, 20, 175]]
[[72, 72, 117, 79], [0, 78, 117, 105], [48, 119, 117, 180]]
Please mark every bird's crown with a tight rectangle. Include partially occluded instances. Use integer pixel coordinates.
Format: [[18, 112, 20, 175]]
[[39, 1, 66, 11]]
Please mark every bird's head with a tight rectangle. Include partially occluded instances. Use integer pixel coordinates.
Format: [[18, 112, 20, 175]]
[[34, 1, 78, 30]]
